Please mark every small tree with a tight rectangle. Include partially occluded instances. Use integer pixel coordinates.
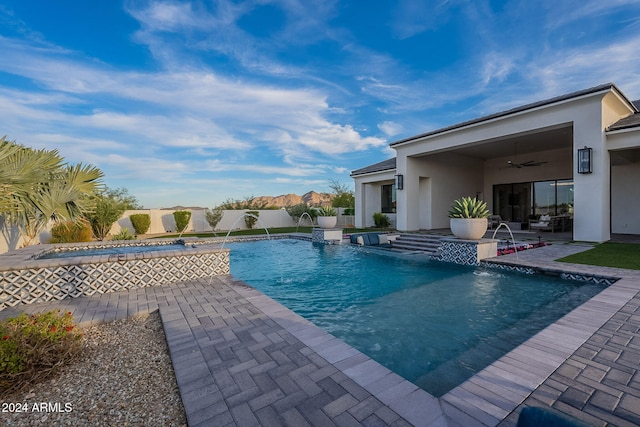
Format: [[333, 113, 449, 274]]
[[329, 179, 355, 209], [129, 213, 151, 235], [205, 207, 224, 231], [244, 210, 259, 229], [87, 187, 141, 240], [173, 210, 191, 233]]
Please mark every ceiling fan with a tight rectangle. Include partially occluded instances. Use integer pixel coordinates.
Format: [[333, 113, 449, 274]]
[[507, 159, 547, 168]]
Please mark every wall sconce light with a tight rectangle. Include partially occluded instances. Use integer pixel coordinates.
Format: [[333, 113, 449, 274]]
[[577, 147, 592, 174], [395, 174, 404, 190]]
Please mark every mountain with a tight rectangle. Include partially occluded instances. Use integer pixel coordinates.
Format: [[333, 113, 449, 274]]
[[251, 191, 333, 208]]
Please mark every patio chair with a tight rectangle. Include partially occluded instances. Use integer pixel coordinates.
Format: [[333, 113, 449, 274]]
[[488, 215, 502, 230]]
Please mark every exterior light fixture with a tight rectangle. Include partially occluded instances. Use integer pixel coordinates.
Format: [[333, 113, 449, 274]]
[[577, 147, 592, 174], [395, 174, 404, 190]]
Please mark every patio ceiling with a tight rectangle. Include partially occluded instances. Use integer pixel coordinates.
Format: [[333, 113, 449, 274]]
[[415, 123, 574, 161]]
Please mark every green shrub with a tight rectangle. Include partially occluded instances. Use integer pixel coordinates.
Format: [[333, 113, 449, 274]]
[[129, 213, 151, 235], [0, 310, 82, 396], [373, 212, 390, 228], [49, 220, 93, 243], [173, 210, 191, 233], [244, 211, 260, 229], [111, 229, 136, 241], [286, 204, 317, 222]]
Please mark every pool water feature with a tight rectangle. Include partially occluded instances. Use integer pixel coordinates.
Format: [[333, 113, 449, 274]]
[[228, 239, 606, 397], [38, 242, 187, 259]]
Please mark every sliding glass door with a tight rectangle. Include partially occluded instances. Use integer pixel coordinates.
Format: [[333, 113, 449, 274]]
[[493, 179, 574, 225], [533, 179, 574, 216], [493, 183, 531, 223]]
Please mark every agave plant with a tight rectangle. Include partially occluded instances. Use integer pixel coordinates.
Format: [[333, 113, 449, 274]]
[[448, 196, 489, 219], [317, 206, 337, 216]]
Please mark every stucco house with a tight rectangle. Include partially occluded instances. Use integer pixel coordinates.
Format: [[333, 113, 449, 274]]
[[351, 83, 640, 242]]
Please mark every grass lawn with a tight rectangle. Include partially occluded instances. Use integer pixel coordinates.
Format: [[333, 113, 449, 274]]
[[155, 227, 388, 239], [557, 242, 640, 270]]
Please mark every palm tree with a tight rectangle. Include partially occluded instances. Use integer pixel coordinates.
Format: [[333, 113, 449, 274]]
[[0, 136, 104, 246]]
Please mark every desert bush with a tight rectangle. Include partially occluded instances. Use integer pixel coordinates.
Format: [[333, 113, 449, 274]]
[[0, 310, 82, 397], [286, 204, 317, 222], [205, 207, 224, 231], [373, 212, 390, 228], [173, 210, 191, 233], [244, 211, 260, 229], [129, 213, 151, 235], [110, 229, 136, 241], [49, 220, 93, 243]]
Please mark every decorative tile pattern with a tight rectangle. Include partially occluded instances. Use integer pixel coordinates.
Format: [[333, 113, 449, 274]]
[[482, 262, 619, 285], [439, 240, 480, 265], [1, 250, 229, 310], [559, 272, 618, 286], [481, 262, 537, 275]]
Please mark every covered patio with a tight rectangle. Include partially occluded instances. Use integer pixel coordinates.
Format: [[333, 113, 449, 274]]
[[352, 83, 640, 243]]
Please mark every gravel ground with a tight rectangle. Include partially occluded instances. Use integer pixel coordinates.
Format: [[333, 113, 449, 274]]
[[2, 311, 187, 426]]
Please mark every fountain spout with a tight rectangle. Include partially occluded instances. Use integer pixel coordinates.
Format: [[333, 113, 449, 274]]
[[491, 222, 518, 259], [296, 212, 315, 232], [221, 213, 271, 250]]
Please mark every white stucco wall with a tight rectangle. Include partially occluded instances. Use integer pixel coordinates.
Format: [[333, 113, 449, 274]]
[[611, 161, 640, 234], [397, 153, 484, 231], [110, 209, 297, 235], [0, 220, 26, 253]]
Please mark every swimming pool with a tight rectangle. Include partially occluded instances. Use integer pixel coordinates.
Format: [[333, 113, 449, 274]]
[[228, 239, 606, 396]]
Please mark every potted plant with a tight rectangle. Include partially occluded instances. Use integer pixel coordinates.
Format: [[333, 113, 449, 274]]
[[316, 206, 337, 229], [448, 196, 490, 240]]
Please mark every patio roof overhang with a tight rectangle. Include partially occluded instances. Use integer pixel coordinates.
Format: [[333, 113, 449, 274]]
[[389, 83, 636, 150]]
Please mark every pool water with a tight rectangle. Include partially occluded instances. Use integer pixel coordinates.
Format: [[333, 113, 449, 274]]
[[39, 243, 185, 259], [229, 239, 606, 396]]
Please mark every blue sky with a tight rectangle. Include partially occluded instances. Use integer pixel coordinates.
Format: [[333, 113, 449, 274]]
[[1, 1, 639, 208]]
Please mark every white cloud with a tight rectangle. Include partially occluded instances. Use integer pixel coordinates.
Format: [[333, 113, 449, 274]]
[[378, 121, 403, 136]]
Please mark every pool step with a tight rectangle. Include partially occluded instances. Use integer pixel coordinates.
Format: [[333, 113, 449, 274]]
[[392, 234, 444, 255]]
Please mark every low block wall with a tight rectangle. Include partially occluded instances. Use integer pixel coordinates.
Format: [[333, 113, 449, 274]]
[[0, 242, 229, 311]]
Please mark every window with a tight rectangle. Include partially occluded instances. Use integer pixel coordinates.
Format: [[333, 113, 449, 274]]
[[381, 184, 396, 213], [494, 179, 573, 223]]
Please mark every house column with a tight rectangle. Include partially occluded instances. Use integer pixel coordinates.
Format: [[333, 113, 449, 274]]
[[396, 155, 421, 231], [354, 180, 366, 228], [573, 115, 610, 242]]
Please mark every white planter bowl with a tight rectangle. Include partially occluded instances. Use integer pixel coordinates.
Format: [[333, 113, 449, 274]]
[[317, 216, 338, 229], [450, 218, 488, 240]]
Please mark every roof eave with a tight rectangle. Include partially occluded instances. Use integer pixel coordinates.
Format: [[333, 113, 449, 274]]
[[390, 83, 636, 148]]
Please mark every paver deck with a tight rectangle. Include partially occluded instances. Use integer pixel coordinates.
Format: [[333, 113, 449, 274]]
[[1, 241, 639, 426]]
